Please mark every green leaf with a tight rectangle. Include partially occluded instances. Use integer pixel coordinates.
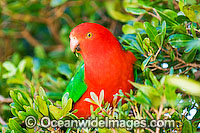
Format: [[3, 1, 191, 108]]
[[169, 67, 174, 75], [13, 89, 33, 108], [10, 90, 24, 111], [144, 22, 158, 42], [168, 0, 174, 10], [10, 103, 22, 113], [7, 77, 24, 85], [129, 81, 161, 108], [17, 93, 29, 106], [56, 62, 72, 79], [183, 48, 197, 63], [182, 5, 200, 23], [136, 33, 145, 54], [122, 24, 135, 34], [9, 118, 25, 133], [17, 59, 26, 73], [17, 111, 28, 120], [125, 7, 147, 15], [2, 61, 17, 78], [134, 91, 151, 107], [163, 9, 177, 20], [105, 1, 134, 22], [62, 92, 69, 108], [154, 33, 162, 47], [49, 105, 62, 120], [149, 70, 161, 88], [143, 38, 150, 52], [39, 87, 48, 101], [165, 76, 200, 97], [168, 34, 193, 48], [23, 106, 38, 119], [191, 23, 197, 38], [156, 10, 178, 26], [176, 15, 191, 23], [11, 108, 18, 117], [164, 83, 177, 107], [173, 25, 187, 34], [120, 35, 145, 54], [141, 55, 152, 71], [186, 39, 200, 50], [64, 62, 87, 103], [34, 46, 46, 59], [161, 21, 166, 46], [36, 96, 49, 116], [182, 118, 192, 133], [62, 98, 72, 117], [50, 0, 68, 7]]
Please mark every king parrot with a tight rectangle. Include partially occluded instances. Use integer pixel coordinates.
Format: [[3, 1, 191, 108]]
[[66, 23, 136, 118]]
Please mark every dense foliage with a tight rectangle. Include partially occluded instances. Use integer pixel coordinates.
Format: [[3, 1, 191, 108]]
[[0, 0, 200, 132]]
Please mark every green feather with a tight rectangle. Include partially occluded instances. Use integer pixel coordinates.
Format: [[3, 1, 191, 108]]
[[63, 62, 87, 103]]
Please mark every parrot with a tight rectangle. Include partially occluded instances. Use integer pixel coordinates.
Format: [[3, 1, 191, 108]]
[[66, 22, 136, 118]]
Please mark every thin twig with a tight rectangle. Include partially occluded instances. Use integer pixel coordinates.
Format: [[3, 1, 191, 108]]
[[186, 28, 200, 33], [0, 95, 13, 103], [0, 117, 6, 125], [154, 47, 162, 61], [162, 48, 200, 68], [156, 102, 164, 133], [145, 128, 155, 133], [21, 29, 42, 46], [178, 67, 193, 75], [152, 8, 161, 21], [145, 110, 154, 119]]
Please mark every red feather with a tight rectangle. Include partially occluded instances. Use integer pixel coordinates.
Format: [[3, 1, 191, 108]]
[[70, 23, 136, 118]]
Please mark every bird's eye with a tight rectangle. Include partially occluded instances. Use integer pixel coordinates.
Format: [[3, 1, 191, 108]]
[[87, 32, 92, 38]]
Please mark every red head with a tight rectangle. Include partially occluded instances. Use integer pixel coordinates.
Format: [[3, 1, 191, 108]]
[[69, 23, 122, 59]]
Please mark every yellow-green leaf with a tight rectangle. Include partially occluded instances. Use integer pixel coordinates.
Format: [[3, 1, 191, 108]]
[[37, 96, 49, 116], [49, 105, 62, 120]]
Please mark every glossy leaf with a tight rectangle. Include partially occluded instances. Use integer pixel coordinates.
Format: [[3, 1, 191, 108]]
[[141, 55, 152, 71], [168, 34, 193, 48], [17, 59, 26, 73], [144, 22, 158, 42], [62, 98, 73, 117], [129, 81, 161, 108], [182, 5, 200, 23], [62, 92, 69, 108], [9, 118, 25, 132], [122, 24, 135, 34], [39, 87, 48, 101], [125, 7, 147, 15], [2, 61, 17, 78], [183, 48, 197, 63], [105, 1, 134, 22], [10, 90, 24, 111], [149, 70, 161, 88], [37, 96, 49, 116], [182, 118, 193, 133], [49, 105, 62, 120], [156, 10, 178, 26], [161, 21, 166, 46]]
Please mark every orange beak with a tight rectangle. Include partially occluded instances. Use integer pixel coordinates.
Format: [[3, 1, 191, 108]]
[[70, 36, 80, 53]]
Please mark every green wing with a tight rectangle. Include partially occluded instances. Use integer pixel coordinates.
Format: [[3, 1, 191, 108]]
[[63, 62, 87, 103]]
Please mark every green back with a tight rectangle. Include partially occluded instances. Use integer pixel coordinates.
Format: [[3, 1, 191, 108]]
[[64, 62, 87, 103]]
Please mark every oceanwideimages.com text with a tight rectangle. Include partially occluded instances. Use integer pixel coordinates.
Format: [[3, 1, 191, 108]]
[[25, 115, 180, 130]]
